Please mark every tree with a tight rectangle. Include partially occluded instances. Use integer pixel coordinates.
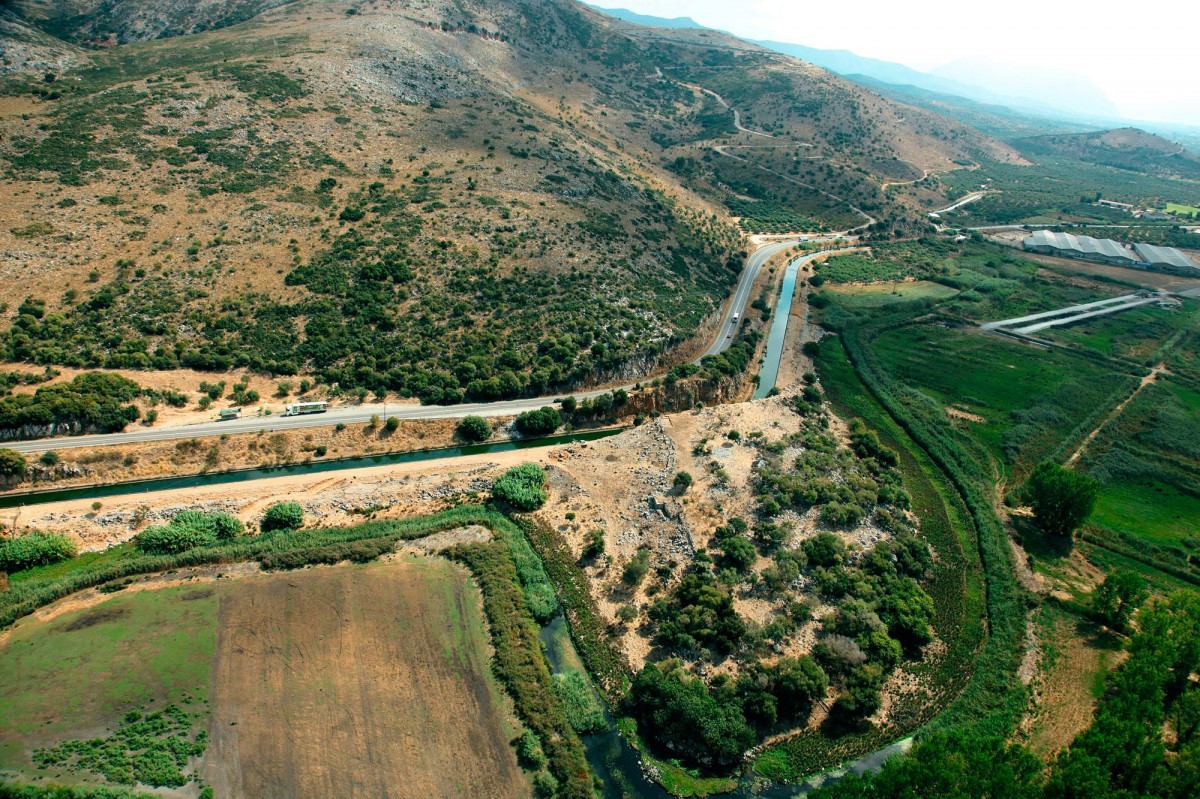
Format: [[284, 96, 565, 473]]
[[457, 415, 492, 442], [673, 471, 693, 494], [622, 548, 650, 586], [262, 501, 304, 532], [625, 661, 755, 767], [514, 406, 561, 436], [0, 448, 26, 482], [384, 416, 400, 432], [1022, 461, 1099, 537], [1092, 569, 1149, 631], [718, 536, 757, 573]]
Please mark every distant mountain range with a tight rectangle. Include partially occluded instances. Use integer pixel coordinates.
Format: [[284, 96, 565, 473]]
[[590, 5, 1149, 132]]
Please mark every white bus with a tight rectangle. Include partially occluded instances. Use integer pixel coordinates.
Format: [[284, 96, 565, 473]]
[[283, 401, 329, 417]]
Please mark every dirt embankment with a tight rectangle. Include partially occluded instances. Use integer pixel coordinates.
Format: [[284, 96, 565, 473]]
[[22, 415, 470, 490]]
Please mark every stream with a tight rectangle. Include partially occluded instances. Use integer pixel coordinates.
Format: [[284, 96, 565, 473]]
[[537, 617, 912, 799]]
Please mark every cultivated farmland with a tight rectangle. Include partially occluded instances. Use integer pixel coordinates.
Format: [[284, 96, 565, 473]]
[[0, 558, 527, 799], [206, 560, 525, 799]]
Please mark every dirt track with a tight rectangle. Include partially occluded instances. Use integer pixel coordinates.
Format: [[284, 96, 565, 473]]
[[204, 561, 526, 799]]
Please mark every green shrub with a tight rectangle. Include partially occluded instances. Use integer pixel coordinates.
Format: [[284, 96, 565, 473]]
[[134, 524, 213, 555], [134, 510, 244, 555], [0, 448, 27, 480], [258, 537, 395, 570], [457, 415, 492, 442], [514, 407, 560, 436], [0, 532, 77, 573], [492, 464, 547, 511], [261, 501, 304, 532]]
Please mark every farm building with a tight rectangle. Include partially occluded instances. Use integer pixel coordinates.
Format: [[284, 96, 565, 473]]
[[1098, 199, 1134, 211], [1132, 243, 1200, 275], [1023, 230, 1137, 266]]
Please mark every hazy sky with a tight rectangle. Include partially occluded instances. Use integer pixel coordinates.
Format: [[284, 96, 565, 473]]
[[601, 0, 1200, 126]]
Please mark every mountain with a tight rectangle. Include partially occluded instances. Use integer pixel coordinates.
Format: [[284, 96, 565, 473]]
[[585, 5, 703, 29], [0, 6, 84, 75], [1013, 127, 1200, 181], [588, 6, 1135, 132], [931, 57, 1121, 122], [0, 0, 1013, 399], [846, 75, 1091, 141], [5, 0, 298, 46]]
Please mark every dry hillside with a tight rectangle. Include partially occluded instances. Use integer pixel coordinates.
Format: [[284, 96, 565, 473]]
[[0, 0, 1013, 403]]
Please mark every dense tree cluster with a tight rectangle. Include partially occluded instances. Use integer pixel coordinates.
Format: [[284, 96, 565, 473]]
[[0, 372, 140, 439], [626, 654, 828, 768], [814, 591, 1200, 799]]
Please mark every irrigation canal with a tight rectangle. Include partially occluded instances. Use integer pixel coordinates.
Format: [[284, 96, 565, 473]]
[[0, 428, 624, 510]]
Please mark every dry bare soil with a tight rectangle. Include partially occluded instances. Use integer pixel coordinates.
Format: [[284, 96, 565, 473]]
[[205, 559, 525, 799]]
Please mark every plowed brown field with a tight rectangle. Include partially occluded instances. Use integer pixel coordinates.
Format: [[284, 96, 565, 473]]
[[204, 560, 527, 799]]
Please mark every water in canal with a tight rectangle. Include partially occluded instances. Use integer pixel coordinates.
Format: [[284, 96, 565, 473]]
[[0, 428, 623, 509], [753, 257, 804, 400]]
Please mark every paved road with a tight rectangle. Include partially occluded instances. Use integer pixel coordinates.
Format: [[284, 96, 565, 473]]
[[698, 238, 801, 359], [9, 240, 825, 454], [686, 83, 779, 139]]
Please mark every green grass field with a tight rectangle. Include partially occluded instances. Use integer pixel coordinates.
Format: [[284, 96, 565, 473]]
[[869, 323, 1135, 476], [0, 584, 219, 777], [1166, 202, 1200, 216], [1038, 302, 1200, 363], [1079, 377, 1200, 565], [1090, 481, 1200, 546]]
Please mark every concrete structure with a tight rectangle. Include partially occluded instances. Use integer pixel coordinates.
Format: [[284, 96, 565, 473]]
[[1023, 230, 1137, 266], [1131, 243, 1200, 275]]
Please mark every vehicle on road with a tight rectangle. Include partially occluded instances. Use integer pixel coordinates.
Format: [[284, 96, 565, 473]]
[[283, 401, 329, 417], [218, 409, 241, 421]]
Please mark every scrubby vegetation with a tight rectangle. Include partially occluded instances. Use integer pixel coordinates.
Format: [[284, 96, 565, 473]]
[[447, 540, 592, 799], [0, 532, 77, 573], [134, 510, 244, 555], [260, 501, 303, 532], [492, 463, 548, 511], [32, 705, 206, 789], [811, 590, 1200, 798]]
